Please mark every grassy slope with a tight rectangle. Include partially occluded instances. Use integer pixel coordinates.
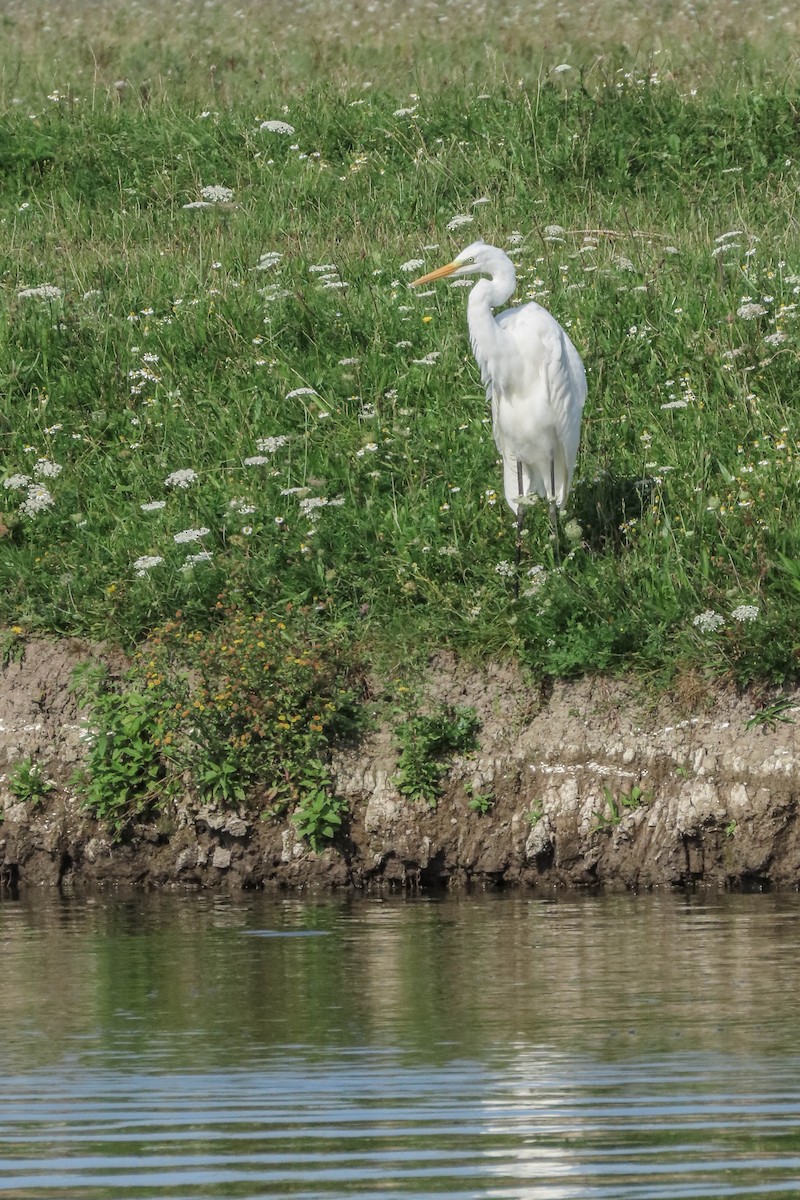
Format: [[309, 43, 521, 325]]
[[1, 0, 800, 687]]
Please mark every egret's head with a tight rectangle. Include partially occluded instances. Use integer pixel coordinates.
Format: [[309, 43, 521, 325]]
[[411, 239, 500, 286]]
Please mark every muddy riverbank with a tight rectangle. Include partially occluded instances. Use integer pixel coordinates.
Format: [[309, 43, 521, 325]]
[[1, 639, 799, 893]]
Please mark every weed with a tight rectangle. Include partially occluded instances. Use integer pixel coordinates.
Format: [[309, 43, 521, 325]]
[[291, 760, 346, 852], [593, 783, 651, 831], [69, 605, 364, 847], [725, 819, 738, 837], [465, 783, 494, 814], [393, 704, 480, 806], [70, 664, 169, 837], [745, 698, 797, 731], [526, 803, 544, 826], [8, 757, 54, 807]]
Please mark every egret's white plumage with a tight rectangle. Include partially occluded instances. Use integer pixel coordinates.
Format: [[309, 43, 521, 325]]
[[411, 240, 587, 520]]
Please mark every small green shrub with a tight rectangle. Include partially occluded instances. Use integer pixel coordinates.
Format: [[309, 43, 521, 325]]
[[70, 606, 365, 851], [393, 704, 480, 806], [70, 663, 169, 836], [593, 783, 651, 831], [8, 757, 54, 807], [291, 760, 346, 852]]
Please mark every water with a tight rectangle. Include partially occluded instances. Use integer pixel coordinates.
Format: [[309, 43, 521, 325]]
[[2, 891, 800, 1198]]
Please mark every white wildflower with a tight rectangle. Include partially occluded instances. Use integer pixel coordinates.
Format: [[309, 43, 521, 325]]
[[737, 302, 767, 319], [660, 399, 689, 410], [552, 63, 572, 73], [200, 184, 234, 203], [140, 500, 167, 512], [764, 331, 788, 346], [339, 356, 359, 366], [260, 120, 295, 134], [285, 387, 317, 399], [715, 230, 744, 243], [255, 251, 283, 270], [692, 609, 725, 633], [447, 214, 474, 231], [356, 443, 378, 457], [615, 255, 636, 272], [17, 284, 63, 300], [255, 434, 290, 452], [393, 107, 417, 117], [33, 457, 62, 478], [412, 351, 441, 365], [4, 473, 31, 490], [400, 258, 426, 272], [731, 604, 759, 623], [495, 560, 515, 577], [243, 455, 271, 466], [544, 224, 565, 236], [522, 565, 547, 597], [133, 555, 163, 576], [182, 200, 214, 209], [164, 468, 197, 489], [173, 527, 210, 544], [19, 484, 54, 517], [184, 551, 213, 565]]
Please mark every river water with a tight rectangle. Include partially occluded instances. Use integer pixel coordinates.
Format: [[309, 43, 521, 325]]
[[2, 891, 800, 1198]]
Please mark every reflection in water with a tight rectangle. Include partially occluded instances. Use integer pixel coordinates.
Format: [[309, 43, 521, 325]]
[[2, 892, 800, 1197]]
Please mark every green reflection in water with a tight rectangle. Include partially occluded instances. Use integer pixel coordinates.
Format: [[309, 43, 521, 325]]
[[4, 891, 800, 1073]]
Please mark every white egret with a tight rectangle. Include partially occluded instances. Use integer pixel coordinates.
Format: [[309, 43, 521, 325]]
[[411, 240, 587, 558]]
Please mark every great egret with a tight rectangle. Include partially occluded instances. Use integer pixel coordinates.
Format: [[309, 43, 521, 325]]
[[411, 240, 587, 556]]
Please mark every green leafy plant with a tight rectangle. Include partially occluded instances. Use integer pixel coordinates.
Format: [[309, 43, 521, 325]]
[[393, 704, 480, 806], [70, 664, 169, 837], [593, 783, 651, 831], [745, 698, 797, 731], [8, 757, 54, 806], [69, 607, 365, 848], [465, 783, 494, 814], [291, 760, 346, 852], [526, 802, 544, 826]]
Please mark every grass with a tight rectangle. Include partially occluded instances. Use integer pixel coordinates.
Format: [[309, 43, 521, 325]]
[[1, 0, 800, 690]]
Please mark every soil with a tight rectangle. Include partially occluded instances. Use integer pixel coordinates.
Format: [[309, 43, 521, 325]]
[[1, 639, 799, 894]]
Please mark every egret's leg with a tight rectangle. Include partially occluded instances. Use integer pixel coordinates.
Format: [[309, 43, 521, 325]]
[[549, 458, 561, 565], [514, 460, 524, 598]]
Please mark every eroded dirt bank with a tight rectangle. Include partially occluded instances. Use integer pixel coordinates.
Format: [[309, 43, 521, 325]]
[[1, 639, 799, 893]]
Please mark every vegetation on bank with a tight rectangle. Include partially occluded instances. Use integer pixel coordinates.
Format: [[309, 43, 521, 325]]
[[2, 0, 800, 843]]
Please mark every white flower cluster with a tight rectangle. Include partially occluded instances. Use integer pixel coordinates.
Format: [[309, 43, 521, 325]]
[[141, 500, 167, 512], [446, 214, 474, 231], [692, 610, 725, 633], [17, 284, 63, 300], [19, 483, 54, 517], [400, 258, 425, 272], [173, 527, 210, 544], [260, 120, 295, 134], [134, 555, 163, 576], [255, 435, 290, 452], [200, 184, 234, 203], [731, 604, 759, 623], [737, 302, 767, 319], [255, 251, 283, 270], [164, 468, 198, 489]]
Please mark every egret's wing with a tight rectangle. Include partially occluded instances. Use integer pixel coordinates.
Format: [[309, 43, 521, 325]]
[[495, 302, 587, 503]]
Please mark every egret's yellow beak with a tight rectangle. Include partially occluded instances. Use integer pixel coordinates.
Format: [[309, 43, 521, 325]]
[[410, 261, 459, 286]]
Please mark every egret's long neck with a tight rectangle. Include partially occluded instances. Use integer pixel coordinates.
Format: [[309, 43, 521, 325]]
[[466, 260, 516, 368]]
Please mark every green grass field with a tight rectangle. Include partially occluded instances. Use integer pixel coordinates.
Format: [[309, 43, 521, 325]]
[[2, 0, 800, 688]]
